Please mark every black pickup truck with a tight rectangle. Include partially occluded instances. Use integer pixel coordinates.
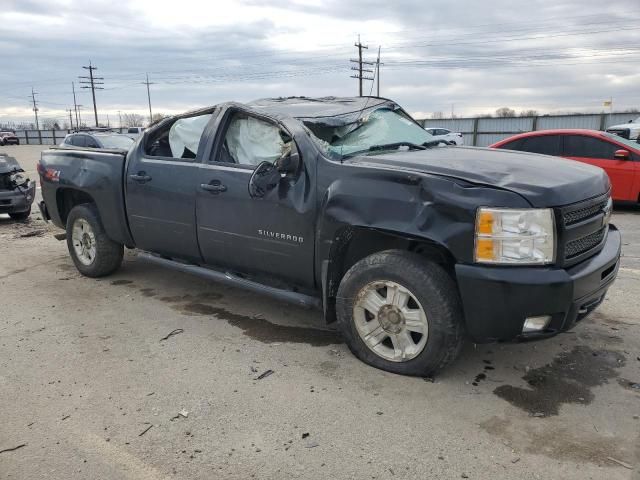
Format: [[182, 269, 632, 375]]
[[38, 96, 621, 376]]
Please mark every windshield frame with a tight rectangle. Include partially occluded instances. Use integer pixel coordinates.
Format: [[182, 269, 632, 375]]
[[603, 132, 640, 150]]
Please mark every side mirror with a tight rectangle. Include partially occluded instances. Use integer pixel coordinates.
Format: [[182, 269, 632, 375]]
[[249, 161, 281, 198], [275, 151, 300, 174], [614, 149, 630, 160]]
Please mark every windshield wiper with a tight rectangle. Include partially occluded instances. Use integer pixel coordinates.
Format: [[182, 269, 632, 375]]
[[368, 142, 427, 152]]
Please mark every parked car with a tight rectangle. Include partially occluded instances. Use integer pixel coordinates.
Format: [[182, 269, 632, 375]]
[[0, 154, 36, 220], [126, 126, 145, 135], [606, 116, 640, 140], [424, 127, 464, 145], [490, 129, 640, 203], [38, 97, 619, 377], [0, 131, 20, 146], [61, 132, 135, 150]]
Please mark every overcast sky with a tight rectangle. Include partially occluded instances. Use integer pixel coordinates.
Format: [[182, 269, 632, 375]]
[[2, 0, 639, 126]]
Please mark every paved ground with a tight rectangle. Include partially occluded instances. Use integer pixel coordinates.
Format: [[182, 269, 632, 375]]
[[1, 145, 639, 480]]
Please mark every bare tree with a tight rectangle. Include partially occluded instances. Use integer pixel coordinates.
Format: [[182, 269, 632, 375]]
[[431, 111, 444, 119], [41, 118, 61, 130], [495, 107, 516, 118], [122, 113, 145, 127], [151, 112, 168, 123], [519, 109, 539, 117]]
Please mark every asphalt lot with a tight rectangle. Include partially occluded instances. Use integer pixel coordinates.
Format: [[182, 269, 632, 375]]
[[1, 144, 639, 479]]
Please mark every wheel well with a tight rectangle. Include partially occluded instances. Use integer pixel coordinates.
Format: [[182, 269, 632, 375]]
[[56, 188, 95, 226], [323, 227, 456, 323]]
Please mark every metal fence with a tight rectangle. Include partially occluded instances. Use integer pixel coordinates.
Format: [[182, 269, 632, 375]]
[[5, 112, 640, 146], [418, 112, 639, 147], [7, 128, 134, 145]]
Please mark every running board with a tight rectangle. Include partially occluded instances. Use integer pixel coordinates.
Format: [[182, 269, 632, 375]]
[[137, 252, 322, 310]]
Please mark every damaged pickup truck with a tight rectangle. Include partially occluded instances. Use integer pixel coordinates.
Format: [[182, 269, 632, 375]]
[[38, 96, 621, 376], [1, 153, 35, 220]]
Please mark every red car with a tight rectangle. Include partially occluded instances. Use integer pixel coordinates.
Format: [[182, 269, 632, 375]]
[[490, 129, 640, 203]]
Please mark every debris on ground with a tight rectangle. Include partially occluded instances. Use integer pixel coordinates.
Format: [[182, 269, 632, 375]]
[[304, 441, 319, 448], [159, 328, 184, 342], [170, 409, 189, 421], [138, 425, 153, 437], [255, 369, 274, 380], [511, 457, 521, 464], [606, 457, 633, 469], [0, 444, 27, 454], [301, 433, 309, 439], [19, 230, 45, 238]]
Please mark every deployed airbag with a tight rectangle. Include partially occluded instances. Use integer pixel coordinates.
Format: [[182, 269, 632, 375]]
[[169, 114, 212, 158], [226, 117, 285, 166]]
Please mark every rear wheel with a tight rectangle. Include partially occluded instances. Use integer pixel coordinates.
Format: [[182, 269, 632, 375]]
[[66, 204, 123, 277], [336, 250, 464, 376]]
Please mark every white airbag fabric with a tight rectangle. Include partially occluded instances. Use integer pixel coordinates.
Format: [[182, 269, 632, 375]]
[[169, 114, 212, 157], [226, 117, 284, 166]]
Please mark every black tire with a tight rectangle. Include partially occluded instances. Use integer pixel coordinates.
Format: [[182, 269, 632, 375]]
[[9, 208, 31, 221], [66, 204, 123, 277], [336, 250, 464, 377]]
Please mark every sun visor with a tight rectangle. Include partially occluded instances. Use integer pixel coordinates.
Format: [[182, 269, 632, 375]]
[[169, 114, 212, 158]]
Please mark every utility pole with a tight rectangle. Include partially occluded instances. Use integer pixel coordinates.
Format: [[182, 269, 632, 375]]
[[375, 46, 383, 97], [141, 73, 154, 124], [30, 88, 39, 130], [76, 105, 83, 129], [67, 109, 74, 130], [118, 110, 122, 129], [72, 82, 80, 130], [79, 61, 104, 127], [350, 35, 375, 97]]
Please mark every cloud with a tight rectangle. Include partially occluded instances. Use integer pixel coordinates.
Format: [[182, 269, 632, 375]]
[[1, 0, 639, 125]]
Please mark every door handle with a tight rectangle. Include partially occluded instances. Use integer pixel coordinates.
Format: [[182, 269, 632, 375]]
[[200, 182, 227, 193], [130, 173, 152, 183]]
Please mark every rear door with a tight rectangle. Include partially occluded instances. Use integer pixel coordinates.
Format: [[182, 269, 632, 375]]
[[561, 135, 635, 201], [195, 108, 316, 287], [125, 114, 214, 261]]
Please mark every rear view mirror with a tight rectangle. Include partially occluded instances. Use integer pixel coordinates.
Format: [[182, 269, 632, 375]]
[[614, 149, 630, 160], [249, 161, 281, 198]]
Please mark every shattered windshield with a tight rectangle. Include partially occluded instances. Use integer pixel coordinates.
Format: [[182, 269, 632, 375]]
[[306, 108, 435, 158]]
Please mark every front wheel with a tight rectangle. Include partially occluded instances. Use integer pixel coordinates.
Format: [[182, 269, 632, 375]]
[[66, 204, 123, 277], [9, 208, 30, 221], [336, 250, 464, 376]]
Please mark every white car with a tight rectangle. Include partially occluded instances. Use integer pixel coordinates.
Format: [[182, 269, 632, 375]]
[[606, 116, 640, 140], [425, 128, 464, 145]]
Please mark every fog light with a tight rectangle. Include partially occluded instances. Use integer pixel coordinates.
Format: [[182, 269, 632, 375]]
[[522, 315, 552, 333]]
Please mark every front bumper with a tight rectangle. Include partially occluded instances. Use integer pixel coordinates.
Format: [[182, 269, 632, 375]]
[[455, 225, 621, 342], [0, 181, 36, 214]]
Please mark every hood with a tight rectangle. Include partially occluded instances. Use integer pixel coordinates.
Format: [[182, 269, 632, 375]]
[[349, 146, 610, 207], [0, 154, 22, 175]]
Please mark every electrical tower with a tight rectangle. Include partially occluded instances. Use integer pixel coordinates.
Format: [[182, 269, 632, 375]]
[[141, 73, 155, 124], [350, 36, 375, 97], [79, 61, 104, 127], [30, 88, 39, 130]]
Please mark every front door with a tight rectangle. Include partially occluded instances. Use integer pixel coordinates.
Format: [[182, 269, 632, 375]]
[[195, 110, 316, 288]]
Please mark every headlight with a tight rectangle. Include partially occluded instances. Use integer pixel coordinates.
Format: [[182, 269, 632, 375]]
[[475, 207, 555, 265], [10, 172, 28, 187]]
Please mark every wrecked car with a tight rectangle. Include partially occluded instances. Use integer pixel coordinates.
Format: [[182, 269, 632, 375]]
[[38, 96, 620, 376], [0, 153, 35, 220]]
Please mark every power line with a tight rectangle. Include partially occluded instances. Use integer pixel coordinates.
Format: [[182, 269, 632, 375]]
[[350, 35, 375, 96], [79, 61, 104, 127]]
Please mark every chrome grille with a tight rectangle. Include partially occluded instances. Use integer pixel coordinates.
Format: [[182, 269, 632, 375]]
[[565, 228, 606, 259]]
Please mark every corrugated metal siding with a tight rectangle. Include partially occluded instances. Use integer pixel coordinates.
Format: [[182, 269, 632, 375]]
[[417, 111, 640, 146], [536, 115, 601, 130], [478, 117, 533, 133]]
